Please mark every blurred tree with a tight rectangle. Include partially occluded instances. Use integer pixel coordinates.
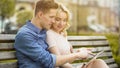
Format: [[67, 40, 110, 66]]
[[16, 11, 33, 27], [0, 0, 15, 32], [118, 0, 120, 56]]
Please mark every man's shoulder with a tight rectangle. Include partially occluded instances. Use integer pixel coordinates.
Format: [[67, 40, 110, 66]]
[[16, 26, 32, 37], [18, 25, 32, 34]]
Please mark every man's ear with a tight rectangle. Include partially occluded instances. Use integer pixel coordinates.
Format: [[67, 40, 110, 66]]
[[37, 11, 43, 18]]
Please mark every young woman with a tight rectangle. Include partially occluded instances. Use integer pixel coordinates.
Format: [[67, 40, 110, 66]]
[[46, 4, 109, 68]]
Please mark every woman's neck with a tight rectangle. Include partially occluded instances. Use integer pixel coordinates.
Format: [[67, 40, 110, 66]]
[[51, 28, 61, 34]]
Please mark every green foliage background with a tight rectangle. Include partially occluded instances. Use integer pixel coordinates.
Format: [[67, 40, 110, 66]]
[[16, 11, 33, 27], [0, 0, 15, 17], [106, 34, 120, 67]]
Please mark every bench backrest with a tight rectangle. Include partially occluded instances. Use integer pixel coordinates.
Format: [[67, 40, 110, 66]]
[[0, 34, 118, 68], [0, 34, 17, 68], [68, 36, 118, 68]]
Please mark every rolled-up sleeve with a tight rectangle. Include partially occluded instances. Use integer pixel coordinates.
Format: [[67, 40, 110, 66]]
[[51, 54, 56, 67], [14, 32, 56, 68]]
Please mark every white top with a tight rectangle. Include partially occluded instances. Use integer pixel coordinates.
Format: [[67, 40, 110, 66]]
[[46, 30, 71, 55]]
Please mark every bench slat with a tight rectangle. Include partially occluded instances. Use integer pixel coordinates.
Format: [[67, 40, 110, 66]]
[[67, 36, 107, 41], [75, 52, 113, 61], [0, 34, 15, 41], [108, 63, 118, 68], [92, 46, 111, 52], [0, 51, 16, 60], [0, 43, 14, 50], [75, 58, 116, 64], [70, 40, 109, 46], [74, 46, 111, 52], [72, 62, 118, 68], [0, 61, 17, 68], [0, 41, 109, 49], [72, 58, 118, 68], [104, 58, 117, 64]]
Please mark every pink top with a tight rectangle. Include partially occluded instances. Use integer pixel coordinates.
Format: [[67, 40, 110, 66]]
[[46, 30, 71, 55]]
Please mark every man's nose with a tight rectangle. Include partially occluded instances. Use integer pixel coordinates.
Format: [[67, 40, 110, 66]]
[[51, 18, 55, 24]]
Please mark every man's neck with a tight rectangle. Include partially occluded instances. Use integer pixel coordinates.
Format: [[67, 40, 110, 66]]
[[31, 17, 42, 30]]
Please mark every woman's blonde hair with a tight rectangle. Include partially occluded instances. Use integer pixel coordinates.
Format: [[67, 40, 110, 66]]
[[56, 3, 71, 36]]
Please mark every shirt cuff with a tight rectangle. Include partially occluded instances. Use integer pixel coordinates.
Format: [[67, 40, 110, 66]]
[[51, 54, 56, 67]]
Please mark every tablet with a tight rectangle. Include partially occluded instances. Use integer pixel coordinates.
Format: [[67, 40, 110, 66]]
[[88, 50, 104, 64], [92, 50, 104, 59]]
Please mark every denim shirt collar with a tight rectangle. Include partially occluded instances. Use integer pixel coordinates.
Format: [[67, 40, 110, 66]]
[[26, 20, 46, 34]]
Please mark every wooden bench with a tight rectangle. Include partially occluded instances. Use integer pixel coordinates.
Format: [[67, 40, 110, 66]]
[[0, 34, 118, 68], [68, 36, 118, 68]]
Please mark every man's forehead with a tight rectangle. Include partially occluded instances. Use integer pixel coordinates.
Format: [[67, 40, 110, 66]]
[[47, 9, 58, 14], [45, 9, 57, 16]]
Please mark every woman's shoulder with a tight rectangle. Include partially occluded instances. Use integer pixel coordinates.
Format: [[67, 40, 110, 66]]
[[47, 30, 57, 37], [61, 31, 67, 37], [47, 30, 54, 34]]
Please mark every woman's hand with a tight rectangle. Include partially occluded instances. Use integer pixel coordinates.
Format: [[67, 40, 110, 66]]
[[77, 48, 92, 59]]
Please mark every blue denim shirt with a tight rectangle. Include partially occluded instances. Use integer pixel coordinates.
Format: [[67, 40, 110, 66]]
[[14, 20, 56, 68]]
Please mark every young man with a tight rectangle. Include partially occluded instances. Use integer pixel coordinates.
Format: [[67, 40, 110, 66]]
[[14, 0, 89, 68]]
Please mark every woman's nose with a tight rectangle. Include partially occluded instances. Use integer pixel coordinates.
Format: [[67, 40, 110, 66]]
[[60, 21, 65, 25]]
